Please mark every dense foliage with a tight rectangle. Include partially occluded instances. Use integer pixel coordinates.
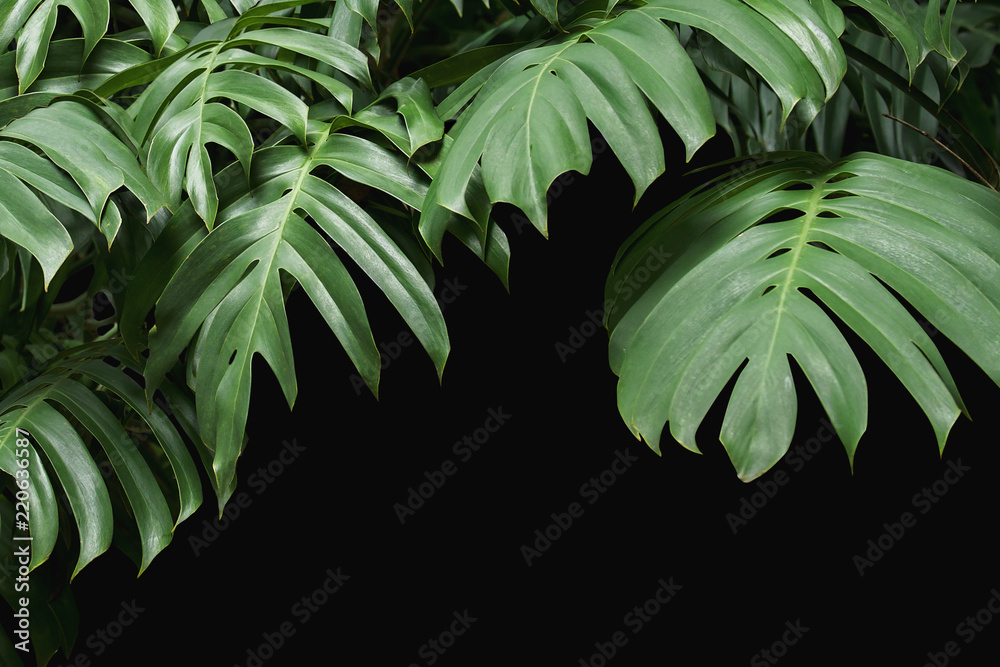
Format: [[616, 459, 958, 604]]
[[0, 0, 998, 662]]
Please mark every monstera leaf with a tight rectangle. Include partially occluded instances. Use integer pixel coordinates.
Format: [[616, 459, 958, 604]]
[[607, 152, 1000, 480], [845, 0, 968, 81], [98, 10, 369, 229], [131, 127, 450, 496], [0, 341, 203, 576], [0, 0, 187, 93], [0, 0, 996, 660], [0, 99, 170, 250], [419, 0, 850, 257]]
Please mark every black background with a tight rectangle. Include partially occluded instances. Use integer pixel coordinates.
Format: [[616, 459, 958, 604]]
[[32, 131, 1000, 666]]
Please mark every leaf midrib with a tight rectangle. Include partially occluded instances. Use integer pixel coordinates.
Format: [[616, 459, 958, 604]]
[[625, 175, 824, 433], [759, 180, 824, 380], [213, 125, 328, 450]]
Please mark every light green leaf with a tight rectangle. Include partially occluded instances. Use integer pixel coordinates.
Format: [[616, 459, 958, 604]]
[[609, 152, 1000, 480]]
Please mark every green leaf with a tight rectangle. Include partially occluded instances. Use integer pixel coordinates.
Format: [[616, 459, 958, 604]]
[[1, 101, 169, 230], [128, 0, 180, 55], [585, 10, 714, 161], [0, 0, 45, 54], [0, 421, 58, 572], [370, 77, 445, 157], [0, 508, 78, 665], [843, 0, 968, 82], [396, 0, 415, 29], [206, 69, 310, 144], [407, 42, 531, 90], [642, 0, 828, 123], [410, 133, 511, 287], [73, 351, 203, 527], [609, 152, 1000, 480], [148, 102, 254, 229], [144, 133, 448, 493], [422, 28, 686, 254], [345, 0, 378, 29], [313, 134, 430, 210], [43, 380, 174, 575], [0, 401, 112, 578], [740, 0, 847, 100], [122, 21, 369, 226], [14, 0, 109, 93], [1, 37, 151, 100], [532, 0, 561, 27], [227, 26, 373, 90], [0, 166, 74, 291], [424, 0, 835, 256], [0, 343, 203, 575], [119, 201, 208, 360]]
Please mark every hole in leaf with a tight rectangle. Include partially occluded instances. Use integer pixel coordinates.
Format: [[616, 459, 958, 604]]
[[152, 390, 174, 417], [228, 349, 237, 365], [122, 365, 146, 388], [760, 208, 803, 225], [92, 291, 114, 319], [826, 172, 855, 183], [52, 263, 94, 304], [822, 190, 852, 200]]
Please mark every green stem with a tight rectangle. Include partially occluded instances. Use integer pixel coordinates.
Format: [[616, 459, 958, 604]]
[[47, 292, 90, 316]]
